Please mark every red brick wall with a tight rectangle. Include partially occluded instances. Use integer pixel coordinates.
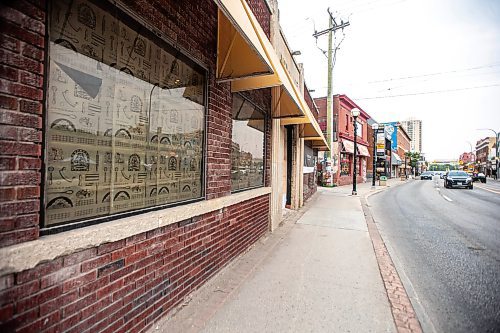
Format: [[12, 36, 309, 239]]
[[0, 195, 270, 333], [337, 173, 365, 186], [397, 127, 411, 153], [314, 97, 327, 133], [0, 0, 274, 331], [245, 0, 271, 39], [303, 172, 316, 202], [0, 1, 45, 247], [367, 126, 375, 179], [0, 0, 273, 242]]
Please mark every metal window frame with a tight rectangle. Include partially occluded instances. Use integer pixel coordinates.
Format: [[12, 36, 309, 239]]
[[230, 92, 268, 194]]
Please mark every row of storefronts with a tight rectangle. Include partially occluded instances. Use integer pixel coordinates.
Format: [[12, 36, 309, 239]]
[[0, 0, 328, 331], [316, 95, 413, 186], [475, 137, 497, 177]]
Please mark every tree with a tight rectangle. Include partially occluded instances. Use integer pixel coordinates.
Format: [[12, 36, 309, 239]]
[[405, 151, 421, 175]]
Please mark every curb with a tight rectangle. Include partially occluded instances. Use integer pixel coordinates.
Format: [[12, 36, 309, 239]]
[[360, 183, 423, 333]]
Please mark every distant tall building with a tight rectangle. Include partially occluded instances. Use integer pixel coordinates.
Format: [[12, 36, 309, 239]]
[[400, 118, 422, 153]]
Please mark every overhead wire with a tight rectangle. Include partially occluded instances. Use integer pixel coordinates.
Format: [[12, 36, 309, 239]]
[[367, 63, 500, 83], [311, 63, 500, 91], [354, 83, 500, 100], [337, 0, 412, 15]]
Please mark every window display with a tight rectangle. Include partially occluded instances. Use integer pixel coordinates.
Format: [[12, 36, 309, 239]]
[[45, 0, 206, 227], [231, 94, 265, 192], [340, 153, 351, 176]]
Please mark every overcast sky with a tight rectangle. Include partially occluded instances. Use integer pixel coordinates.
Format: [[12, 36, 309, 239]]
[[279, 0, 500, 161]]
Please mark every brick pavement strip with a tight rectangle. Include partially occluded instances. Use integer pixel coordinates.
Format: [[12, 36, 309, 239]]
[[360, 195, 423, 333]]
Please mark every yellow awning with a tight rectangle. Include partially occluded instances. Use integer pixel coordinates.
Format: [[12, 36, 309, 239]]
[[308, 138, 330, 151], [229, 12, 304, 118], [215, 0, 274, 81], [281, 94, 329, 151], [214, 0, 327, 150]]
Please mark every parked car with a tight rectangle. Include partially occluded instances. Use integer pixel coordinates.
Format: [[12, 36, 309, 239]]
[[472, 172, 486, 183], [444, 171, 473, 189], [433, 171, 444, 179], [420, 171, 434, 180]]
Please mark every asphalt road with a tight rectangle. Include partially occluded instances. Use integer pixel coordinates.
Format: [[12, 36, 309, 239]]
[[369, 177, 500, 333]]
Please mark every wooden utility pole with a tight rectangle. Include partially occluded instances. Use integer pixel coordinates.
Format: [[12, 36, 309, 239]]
[[313, 9, 349, 185]]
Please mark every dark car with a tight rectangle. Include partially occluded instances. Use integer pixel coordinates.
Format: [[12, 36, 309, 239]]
[[444, 171, 473, 189], [472, 172, 486, 183], [420, 171, 434, 180]]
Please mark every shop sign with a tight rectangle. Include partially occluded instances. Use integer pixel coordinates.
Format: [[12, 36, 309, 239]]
[[384, 122, 398, 151], [376, 132, 385, 154]]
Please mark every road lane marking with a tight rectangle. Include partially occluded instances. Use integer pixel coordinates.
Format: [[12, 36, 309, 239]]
[[442, 195, 453, 202], [474, 184, 500, 194]]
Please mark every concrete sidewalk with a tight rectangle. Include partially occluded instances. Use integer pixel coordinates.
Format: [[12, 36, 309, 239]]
[[149, 181, 407, 333]]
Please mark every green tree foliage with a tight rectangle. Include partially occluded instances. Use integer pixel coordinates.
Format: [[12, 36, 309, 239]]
[[404, 151, 421, 168]]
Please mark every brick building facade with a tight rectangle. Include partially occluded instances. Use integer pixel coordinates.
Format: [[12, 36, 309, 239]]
[[315, 94, 371, 187], [0, 0, 272, 332], [0, 0, 328, 332], [475, 137, 495, 176]]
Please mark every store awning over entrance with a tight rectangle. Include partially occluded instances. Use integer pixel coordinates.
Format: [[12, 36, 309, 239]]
[[226, 4, 304, 118], [214, 0, 327, 150], [342, 140, 355, 154], [215, 0, 274, 82], [282, 95, 330, 151], [357, 145, 370, 157], [231, 55, 304, 119], [391, 152, 403, 165]]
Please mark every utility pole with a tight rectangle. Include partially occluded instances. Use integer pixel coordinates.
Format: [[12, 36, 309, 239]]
[[313, 9, 349, 185]]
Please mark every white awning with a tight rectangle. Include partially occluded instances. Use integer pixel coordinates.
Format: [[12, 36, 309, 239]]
[[342, 140, 355, 154], [391, 152, 402, 165], [342, 140, 370, 156], [358, 145, 370, 157]]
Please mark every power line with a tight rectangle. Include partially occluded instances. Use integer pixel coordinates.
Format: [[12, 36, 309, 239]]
[[367, 63, 500, 83], [335, 0, 411, 15], [355, 83, 500, 100], [334, 0, 393, 12]]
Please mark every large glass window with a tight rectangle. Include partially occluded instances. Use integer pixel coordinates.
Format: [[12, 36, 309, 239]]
[[231, 94, 265, 192], [45, 0, 206, 228]]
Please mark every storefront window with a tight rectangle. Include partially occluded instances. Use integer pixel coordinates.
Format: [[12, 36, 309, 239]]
[[304, 143, 316, 168], [45, 0, 206, 228], [340, 153, 350, 176], [231, 94, 265, 192]]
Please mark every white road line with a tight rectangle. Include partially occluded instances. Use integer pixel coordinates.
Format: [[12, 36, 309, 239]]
[[442, 195, 453, 202], [475, 184, 500, 194]]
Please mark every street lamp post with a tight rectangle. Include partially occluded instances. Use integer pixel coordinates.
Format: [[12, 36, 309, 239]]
[[371, 123, 379, 189], [477, 129, 498, 179], [351, 108, 361, 195]]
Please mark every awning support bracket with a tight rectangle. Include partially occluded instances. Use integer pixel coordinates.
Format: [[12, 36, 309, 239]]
[[219, 30, 238, 79], [272, 86, 284, 118]]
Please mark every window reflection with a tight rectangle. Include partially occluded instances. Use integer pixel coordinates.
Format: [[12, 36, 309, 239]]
[[231, 94, 265, 192], [45, 0, 205, 227]]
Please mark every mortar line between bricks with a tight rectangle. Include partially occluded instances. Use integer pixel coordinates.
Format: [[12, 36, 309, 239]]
[[361, 195, 424, 333]]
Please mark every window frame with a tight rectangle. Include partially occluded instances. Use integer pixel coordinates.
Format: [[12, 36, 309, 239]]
[[40, 0, 209, 235], [230, 93, 267, 194]]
